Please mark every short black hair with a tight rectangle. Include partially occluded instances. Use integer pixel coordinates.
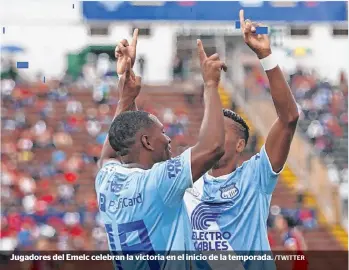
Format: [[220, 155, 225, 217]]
[[108, 111, 155, 156], [223, 109, 250, 144]]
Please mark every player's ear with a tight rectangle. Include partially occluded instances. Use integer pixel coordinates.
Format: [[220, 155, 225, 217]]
[[236, 138, 245, 153], [141, 135, 154, 151]]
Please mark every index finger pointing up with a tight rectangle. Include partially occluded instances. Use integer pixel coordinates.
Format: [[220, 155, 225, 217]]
[[197, 39, 207, 64], [131, 28, 139, 47], [239, 9, 245, 30], [125, 58, 132, 78]]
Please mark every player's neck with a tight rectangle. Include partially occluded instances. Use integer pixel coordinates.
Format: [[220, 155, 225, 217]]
[[210, 160, 238, 178], [122, 162, 150, 170], [122, 154, 154, 170]]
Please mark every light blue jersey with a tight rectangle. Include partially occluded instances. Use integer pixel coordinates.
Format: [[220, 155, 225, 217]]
[[184, 146, 282, 270], [95, 148, 194, 270]]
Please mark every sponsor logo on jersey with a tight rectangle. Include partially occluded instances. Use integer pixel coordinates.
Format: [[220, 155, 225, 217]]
[[107, 193, 143, 213], [167, 157, 182, 179], [109, 176, 129, 193], [99, 193, 106, 212], [219, 183, 239, 199], [192, 230, 232, 251], [111, 180, 123, 193], [191, 202, 233, 251]]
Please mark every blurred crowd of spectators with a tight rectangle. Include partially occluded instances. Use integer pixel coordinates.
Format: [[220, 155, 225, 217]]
[[290, 70, 347, 157], [244, 66, 348, 183], [1, 76, 109, 250], [244, 65, 348, 235]]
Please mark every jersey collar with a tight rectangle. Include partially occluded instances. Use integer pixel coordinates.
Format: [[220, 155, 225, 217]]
[[205, 171, 233, 182]]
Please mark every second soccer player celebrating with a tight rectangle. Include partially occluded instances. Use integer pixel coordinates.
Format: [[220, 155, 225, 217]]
[[184, 10, 300, 270]]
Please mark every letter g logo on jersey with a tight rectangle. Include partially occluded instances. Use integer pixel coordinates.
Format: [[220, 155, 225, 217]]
[[191, 203, 227, 230], [190, 202, 233, 251], [219, 183, 239, 200]]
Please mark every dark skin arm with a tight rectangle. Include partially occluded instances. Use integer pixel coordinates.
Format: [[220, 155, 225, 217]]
[[264, 67, 299, 172], [240, 10, 299, 172], [190, 40, 228, 181], [98, 30, 140, 168], [98, 59, 141, 168]]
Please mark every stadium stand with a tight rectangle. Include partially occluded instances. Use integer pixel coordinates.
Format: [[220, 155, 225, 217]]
[[244, 66, 348, 183]]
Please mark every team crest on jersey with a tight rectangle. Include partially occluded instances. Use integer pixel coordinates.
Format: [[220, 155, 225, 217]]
[[219, 183, 239, 199]]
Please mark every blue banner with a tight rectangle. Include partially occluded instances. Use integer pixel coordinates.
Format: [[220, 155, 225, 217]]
[[82, 1, 347, 22]]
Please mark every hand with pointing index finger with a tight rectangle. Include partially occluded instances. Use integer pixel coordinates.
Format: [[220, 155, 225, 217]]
[[197, 39, 227, 88], [239, 10, 271, 59], [115, 28, 139, 74], [118, 58, 142, 100]]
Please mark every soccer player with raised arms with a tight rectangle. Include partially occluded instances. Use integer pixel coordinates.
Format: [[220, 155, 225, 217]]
[[184, 10, 300, 270], [95, 29, 227, 269]]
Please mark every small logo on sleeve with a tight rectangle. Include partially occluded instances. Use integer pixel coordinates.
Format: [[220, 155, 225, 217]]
[[167, 157, 182, 179], [219, 184, 239, 199]]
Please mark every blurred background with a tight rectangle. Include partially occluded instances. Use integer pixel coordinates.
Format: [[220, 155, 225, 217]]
[[0, 0, 348, 259]]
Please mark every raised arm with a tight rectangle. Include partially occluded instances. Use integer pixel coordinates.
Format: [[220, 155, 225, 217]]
[[190, 40, 228, 181], [98, 30, 141, 168], [240, 10, 299, 173], [98, 62, 141, 168]]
